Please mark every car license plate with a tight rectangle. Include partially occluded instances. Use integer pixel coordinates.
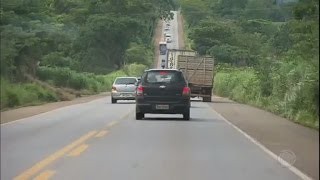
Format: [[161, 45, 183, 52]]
[[156, 105, 169, 110]]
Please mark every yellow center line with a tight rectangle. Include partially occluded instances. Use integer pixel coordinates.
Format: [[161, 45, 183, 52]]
[[67, 144, 89, 157], [33, 170, 56, 180], [14, 131, 97, 180], [106, 121, 119, 128], [95, 130, 108, 138], [105, 108, 134, 129]]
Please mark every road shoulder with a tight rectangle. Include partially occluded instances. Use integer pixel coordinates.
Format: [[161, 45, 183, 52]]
[[208, 96, 319, 180], [1, 92, 110, 124]]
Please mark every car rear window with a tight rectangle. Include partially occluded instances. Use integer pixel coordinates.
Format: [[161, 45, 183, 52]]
[[144, 71, 184, 84], [114, 78, 137, 85]]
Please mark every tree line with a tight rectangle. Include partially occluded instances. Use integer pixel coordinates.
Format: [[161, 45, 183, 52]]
[[1, 0, 176, 80], [0, 0, 176, 108], [179, 0, 319, 128]]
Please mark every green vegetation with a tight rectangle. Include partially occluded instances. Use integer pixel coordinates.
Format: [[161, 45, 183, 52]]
[[1, 78, 58, 109], [1, 0, 175, 109], [183, 22, 193, 50], [179, 0, 319, 129], [1, 65, 146, 109]]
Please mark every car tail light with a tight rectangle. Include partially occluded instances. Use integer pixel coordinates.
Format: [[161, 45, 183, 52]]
[[112, 86, 117, 92], [182, 87, 190, 96], [137, 85, 144, 96]]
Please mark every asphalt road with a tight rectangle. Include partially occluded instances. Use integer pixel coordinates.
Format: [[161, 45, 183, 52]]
[[0, 10, 311, 180], [1, 98, 303, 180], [158, 11, 179, 68]]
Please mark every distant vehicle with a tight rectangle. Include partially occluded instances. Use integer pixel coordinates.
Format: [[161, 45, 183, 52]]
[[166, 23, 170, 27], [164, 27, 169, 31], [165, 34, 172, 42], [135, 69, 191, 120], [159, 41, 167, 55], [111, 77, 138, 103], [166, 49, 196, 69], [161, 59, 166, 68]]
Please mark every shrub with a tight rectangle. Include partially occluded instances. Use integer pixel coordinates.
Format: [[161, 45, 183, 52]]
[[214, 64, 318, 129], [124, 63, 147, 77], [1, 78, 59, 109], [37, 66, 129, 93]]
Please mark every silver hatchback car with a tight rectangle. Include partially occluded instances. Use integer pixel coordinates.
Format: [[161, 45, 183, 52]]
[[111, 77, 138, 103]]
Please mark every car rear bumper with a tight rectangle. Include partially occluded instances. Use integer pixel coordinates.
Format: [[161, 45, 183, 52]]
[[136, 101, 190, 114], [112, 92, 136, 100]]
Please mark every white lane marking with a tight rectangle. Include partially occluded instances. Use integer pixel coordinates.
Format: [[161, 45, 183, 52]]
[[209, 106, 313, 180]]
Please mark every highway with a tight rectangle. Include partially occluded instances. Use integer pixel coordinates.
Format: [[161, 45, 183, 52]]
[[158, 11, 179, 68], [0, 11, 312, 180]]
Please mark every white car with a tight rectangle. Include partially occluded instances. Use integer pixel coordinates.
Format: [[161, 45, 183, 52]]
[[111, 77, 138, 103], [164, 27, 169, 31], [166, 37, 172, 43]]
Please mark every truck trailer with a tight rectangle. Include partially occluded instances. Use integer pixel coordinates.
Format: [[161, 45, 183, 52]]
[[177, 55, 214, 102]]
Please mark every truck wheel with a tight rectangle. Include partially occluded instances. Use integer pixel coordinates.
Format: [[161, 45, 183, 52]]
[[183, 109, 190, 120], [111, 98, 117, 104], [136, 112, 144, 120], [203, 96, 211, 102]]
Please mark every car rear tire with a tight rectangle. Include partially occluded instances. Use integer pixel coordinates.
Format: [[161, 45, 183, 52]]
[[111, 98, 117, 104], [136, 112, 144, 120], [183, 109, 190, 120]]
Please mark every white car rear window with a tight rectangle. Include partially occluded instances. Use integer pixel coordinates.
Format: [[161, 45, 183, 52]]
[[114, 78, 137, 85]]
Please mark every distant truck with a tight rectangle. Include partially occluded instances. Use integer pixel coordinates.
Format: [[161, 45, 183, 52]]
[[166, 49, 197, 69], [177, 55, 214, 102], [166, 49, 214, 102]]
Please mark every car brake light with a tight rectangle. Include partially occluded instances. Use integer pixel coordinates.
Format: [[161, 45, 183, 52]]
[[182, 87, 190, 95], [137, 85, 144, 96], [160, 71, 168, 75]]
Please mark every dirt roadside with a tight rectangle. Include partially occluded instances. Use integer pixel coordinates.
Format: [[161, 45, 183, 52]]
[[209, 96, 319, 180], [0, 92, 110, 124]]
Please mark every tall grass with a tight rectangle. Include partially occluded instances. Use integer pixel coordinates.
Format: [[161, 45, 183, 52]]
[[214, 63, 319, 129], [123, 63, 147, 77], [1, 78, 58, 109], [36, 67, 131, 93]]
